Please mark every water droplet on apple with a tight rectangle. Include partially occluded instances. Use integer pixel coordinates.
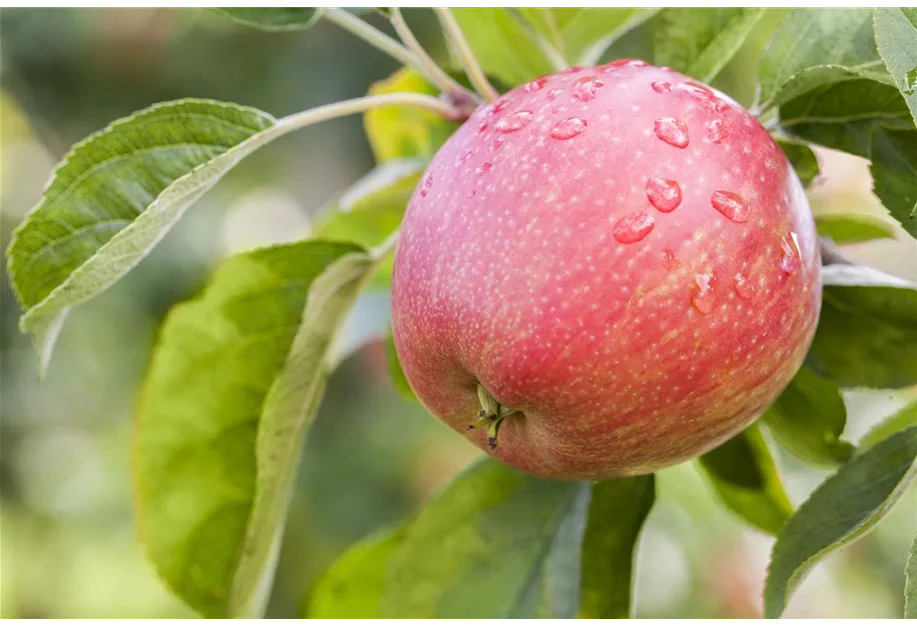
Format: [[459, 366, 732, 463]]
[[651, 80, 672, 93], [780, 233, 800, 275], [710, 190, 748, 223], [662, 248, 678, 269], [654, 117, 689, 148], [602, 58, 647, 72], [550, 117, 587, 140], [495, 110, 534, 133], [691, 272, 716, 314], [707, 119, 727, 143], [420, 173, 433, 197], [547, 88, 564, 100], [734, 272, 754, 299], [675, 82, 715, 102], [645, 177, 682, 212], [492, 99, 510, 113], [456, 150, 473, 166], [572, 76, 604, 102], [476, 161, 493, 174], [613, 212, 655, 244], [714, 100, 730, 112], [523, 78, 546, 92], [478, 121, 488, 132]]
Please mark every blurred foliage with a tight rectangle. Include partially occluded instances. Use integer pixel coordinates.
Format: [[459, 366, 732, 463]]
[[1, 7, 916, 619]]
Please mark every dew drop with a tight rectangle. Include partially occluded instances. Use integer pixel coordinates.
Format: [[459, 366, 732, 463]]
[[691, 272, 716, 314], [478, 121, 488, 132], [476, 161, 493, 175], [563, 65, 583, 74], [547, 88, 564, 100], [456, 150, 473, 166], [602, 58, 647, 72], [572, 76, 604, 102], [651, 80, 672, 93], [645, 177, 682, 212], [420, 173, 433, 197], [734, 272, 754, 299], [654, 117, 689, 148], [492, 99, 510, 113], [675, 82, 715, 102], [714, 100, 730, 112], [524, 78, 546, 92], [707, 119, 727, 143], [780, 233, 801, 276], [495, 110, 534, 133], [662, 248, 678, 269], [550, 117, 587, 140], [613, 212, 655, 244], [710, 190, 749, 223]]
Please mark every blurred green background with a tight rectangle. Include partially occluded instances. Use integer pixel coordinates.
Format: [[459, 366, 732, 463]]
[[1, 8, 915, 619]]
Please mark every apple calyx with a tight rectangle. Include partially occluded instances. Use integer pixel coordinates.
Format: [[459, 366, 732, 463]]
[[467, 384, 518, 449]]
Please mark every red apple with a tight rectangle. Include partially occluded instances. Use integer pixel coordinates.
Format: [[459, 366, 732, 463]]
[[390, 61, 821, 480]]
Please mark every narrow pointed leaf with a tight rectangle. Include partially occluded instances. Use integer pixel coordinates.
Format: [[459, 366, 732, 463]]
[[654, 8, 766, 83], [757, 8, 892, 110], [697, 425, 793, 535], [874, 8, 917, 127], [557, 8, 660, 66], [764, 426, 917, 618], [307, 528, 405, 618], [762, 366, 854, 467], [364, 69, 459, 163], [212, 8, 321, 31], [860, 401, 917, 449], [777, 140, 820, 187], [807, 265, 917, 388], [580, 475, 655, 618], [6, 99, 278, 373], [382, 459, 589, 618], [814, 213, 897, 243], [135, 239, 383, 617]]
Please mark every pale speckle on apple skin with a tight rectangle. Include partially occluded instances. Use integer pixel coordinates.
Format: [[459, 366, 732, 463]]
[[390, 62, 822, 481]]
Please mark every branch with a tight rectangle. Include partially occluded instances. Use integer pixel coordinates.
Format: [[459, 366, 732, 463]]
[[433, 8, 500, 103]]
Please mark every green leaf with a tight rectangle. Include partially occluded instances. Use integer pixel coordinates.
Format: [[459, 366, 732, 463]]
[[451, 8, 555, 87], [315, 160, 422, 288], [874, 8, 917, 127], [814, 212, 897, 243], [385, 328, 416, 400], [135, 239, 385, 617], [762, 366, 854, 467], [213, 8, 321, 31], [5, 99, 278, 374], [757, 8, 893, 110], [777, 139, 820, 187], [807, 264, 917, 389], [764, 426, 917, 618], [778, 80, 917, 237], [307, 528, 405, 619], [364, 69, 459, 163], [907, 529, 917, 618], [654, 8, 766, 83], [860, 401, 917, 449], [382, 459, 589, 618], [547, 8, 660, 66], [697, 425, 793, 535], [580, 476, 655, 619]]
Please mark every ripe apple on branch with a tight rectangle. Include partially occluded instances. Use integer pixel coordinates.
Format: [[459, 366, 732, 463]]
[[5, 6, 916, 620]]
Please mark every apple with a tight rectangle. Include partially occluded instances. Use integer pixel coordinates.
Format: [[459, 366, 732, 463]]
[[390, 60, 821, 480]]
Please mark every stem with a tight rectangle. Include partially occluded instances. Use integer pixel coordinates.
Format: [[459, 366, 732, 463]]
[[389, 8, 480, 104], [433, 8, 500, 102], [276, 92, 461, 134], [322, 8, 422, 78]]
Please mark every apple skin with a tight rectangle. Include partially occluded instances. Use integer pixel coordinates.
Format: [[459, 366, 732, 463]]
[[390, 61, 821, 480]]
